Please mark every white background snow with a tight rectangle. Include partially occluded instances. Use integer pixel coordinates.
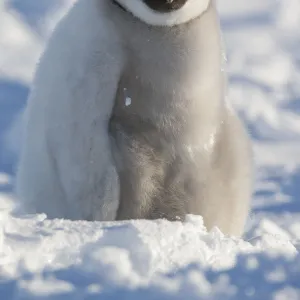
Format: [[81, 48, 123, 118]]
[[0, 0, 300, 299]]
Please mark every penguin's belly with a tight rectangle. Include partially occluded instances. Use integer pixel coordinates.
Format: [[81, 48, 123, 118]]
[[108, 72, 209, 221]]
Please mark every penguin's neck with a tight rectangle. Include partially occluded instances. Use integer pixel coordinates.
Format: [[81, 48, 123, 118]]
[[112, 3, 226, 142]]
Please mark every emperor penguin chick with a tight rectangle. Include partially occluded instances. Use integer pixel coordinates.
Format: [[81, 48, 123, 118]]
[[16, 0, 252, 237]]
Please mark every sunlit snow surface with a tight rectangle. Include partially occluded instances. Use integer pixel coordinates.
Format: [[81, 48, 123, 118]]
[[0, 0, 300, 299]]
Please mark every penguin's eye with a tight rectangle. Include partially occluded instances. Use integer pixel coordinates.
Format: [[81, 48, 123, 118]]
[[143, 0, 188, 13]]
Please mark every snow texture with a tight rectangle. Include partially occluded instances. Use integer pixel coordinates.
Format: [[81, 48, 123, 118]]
[[0, 0, 300, 299]]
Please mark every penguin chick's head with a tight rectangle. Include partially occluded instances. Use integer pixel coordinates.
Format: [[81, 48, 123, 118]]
[[113, 0, 211, 26]]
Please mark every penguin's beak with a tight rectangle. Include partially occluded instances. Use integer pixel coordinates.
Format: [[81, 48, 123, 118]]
[[143, 0, 188, 13]]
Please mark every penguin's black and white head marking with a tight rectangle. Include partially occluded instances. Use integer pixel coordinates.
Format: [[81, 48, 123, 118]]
[[113, 0, 211, 26]]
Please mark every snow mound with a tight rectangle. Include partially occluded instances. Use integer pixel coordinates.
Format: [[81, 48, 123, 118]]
[[0, 203, 299, 299]]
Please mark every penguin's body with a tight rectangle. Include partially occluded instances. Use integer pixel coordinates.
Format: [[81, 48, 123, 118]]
[[16, 0, 252, 236]]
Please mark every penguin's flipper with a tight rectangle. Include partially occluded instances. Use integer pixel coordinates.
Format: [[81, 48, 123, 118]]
[[16, 1, 124, 221]]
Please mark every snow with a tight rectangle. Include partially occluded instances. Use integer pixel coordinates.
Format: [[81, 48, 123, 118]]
[[125, 97, 132, 107], [0, 213, 299, 299], [0, 0, 300, 299], [123, 87, 132, 106]]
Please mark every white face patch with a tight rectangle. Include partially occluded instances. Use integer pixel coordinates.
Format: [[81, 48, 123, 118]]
[[115, 0, 211, 26]]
